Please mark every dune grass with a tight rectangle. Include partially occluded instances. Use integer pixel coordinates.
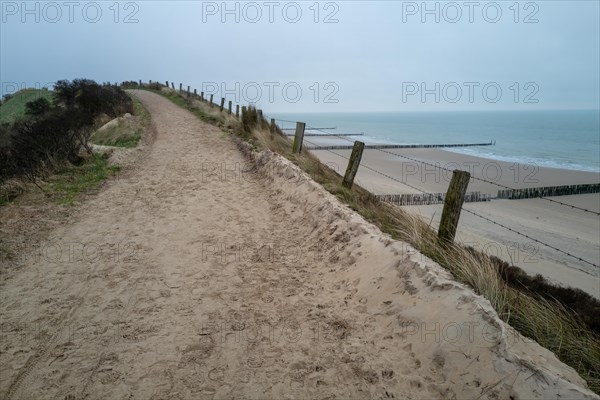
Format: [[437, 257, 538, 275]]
[[145, 84, 600, 393]]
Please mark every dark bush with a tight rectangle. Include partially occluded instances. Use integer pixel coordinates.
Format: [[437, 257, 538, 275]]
[[1, 79, 133, 188], [25, 97, 51, 117], [121, 81, 139, 88], [54, 79, 133, 119], [53, 79, 92, 107]]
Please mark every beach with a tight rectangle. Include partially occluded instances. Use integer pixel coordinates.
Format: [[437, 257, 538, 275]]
[[310, 146, 600, 298]]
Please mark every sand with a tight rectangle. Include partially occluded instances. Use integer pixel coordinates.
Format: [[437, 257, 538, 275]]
[[311, 148, 600, 298], [0, 90, 597, 399]]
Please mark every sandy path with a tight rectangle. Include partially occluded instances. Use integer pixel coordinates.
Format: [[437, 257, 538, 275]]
[[0, 91, 596, 399]]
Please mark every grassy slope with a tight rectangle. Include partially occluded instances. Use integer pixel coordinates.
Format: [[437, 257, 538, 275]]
[[90, 97, 149, 148], [0, 89, 54, 124], [47, 154, 120, 205]]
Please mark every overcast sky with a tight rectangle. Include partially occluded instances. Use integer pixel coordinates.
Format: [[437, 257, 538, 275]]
[[1, 1, 599, 112]]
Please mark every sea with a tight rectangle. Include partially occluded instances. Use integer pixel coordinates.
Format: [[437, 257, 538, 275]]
[[270, 110, 600, 173]]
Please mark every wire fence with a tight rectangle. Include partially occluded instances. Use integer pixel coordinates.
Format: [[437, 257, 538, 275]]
[[130, 82, 600, 287], [300, 123, 600, 216], [271, 117, 600, 270]]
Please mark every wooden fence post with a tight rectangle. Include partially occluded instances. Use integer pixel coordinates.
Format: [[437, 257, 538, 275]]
[[194, 88, 197, 96], [292, 122, 306, 154], [179, 83, 182, 92], [257, 110, 263, 124], [166, 81, 169, 87], [342, 141, 365, 189], [201, 92, 204, 101], [209, 94, 214, 106], [220, 97, 225, 111], [149, 80, 152, 84], [228, 100, 232, 114], [270, 118, 276, 133], [236, 104, 240, 118], [171, 82, 174, 89], [438, 170, 471, 243], [187, 85, 190, 94], [139, 79, 142, 86], [242, 106, 247, 118]]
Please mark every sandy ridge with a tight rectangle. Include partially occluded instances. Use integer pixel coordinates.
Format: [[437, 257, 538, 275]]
[[0, 90, 596, 399]]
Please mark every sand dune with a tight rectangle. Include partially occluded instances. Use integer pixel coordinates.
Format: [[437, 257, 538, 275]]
[[0, 91, 597, 399]]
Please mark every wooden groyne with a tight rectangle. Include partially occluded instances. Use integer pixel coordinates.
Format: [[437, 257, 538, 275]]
[[497, 183, 600, 199], [282, 127, 337, 131], [285, 133, 364, 137], [376, 191, 490, 206], [307, 141, 494, 150]]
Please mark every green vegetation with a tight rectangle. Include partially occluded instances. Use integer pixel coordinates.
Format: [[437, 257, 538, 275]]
[[0, 89, 54, 124], [47, 153, 120, 205], [0, 80, 134, 206], [152, 85, 600, 394]]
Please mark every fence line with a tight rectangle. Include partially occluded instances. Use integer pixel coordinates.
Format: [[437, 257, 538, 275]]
[[131, 81, 599, 269], [296, 123, 600, 269], [305, 126, 600, 216], [376, 148, 600, 216], [461, 208, 599, 269]]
